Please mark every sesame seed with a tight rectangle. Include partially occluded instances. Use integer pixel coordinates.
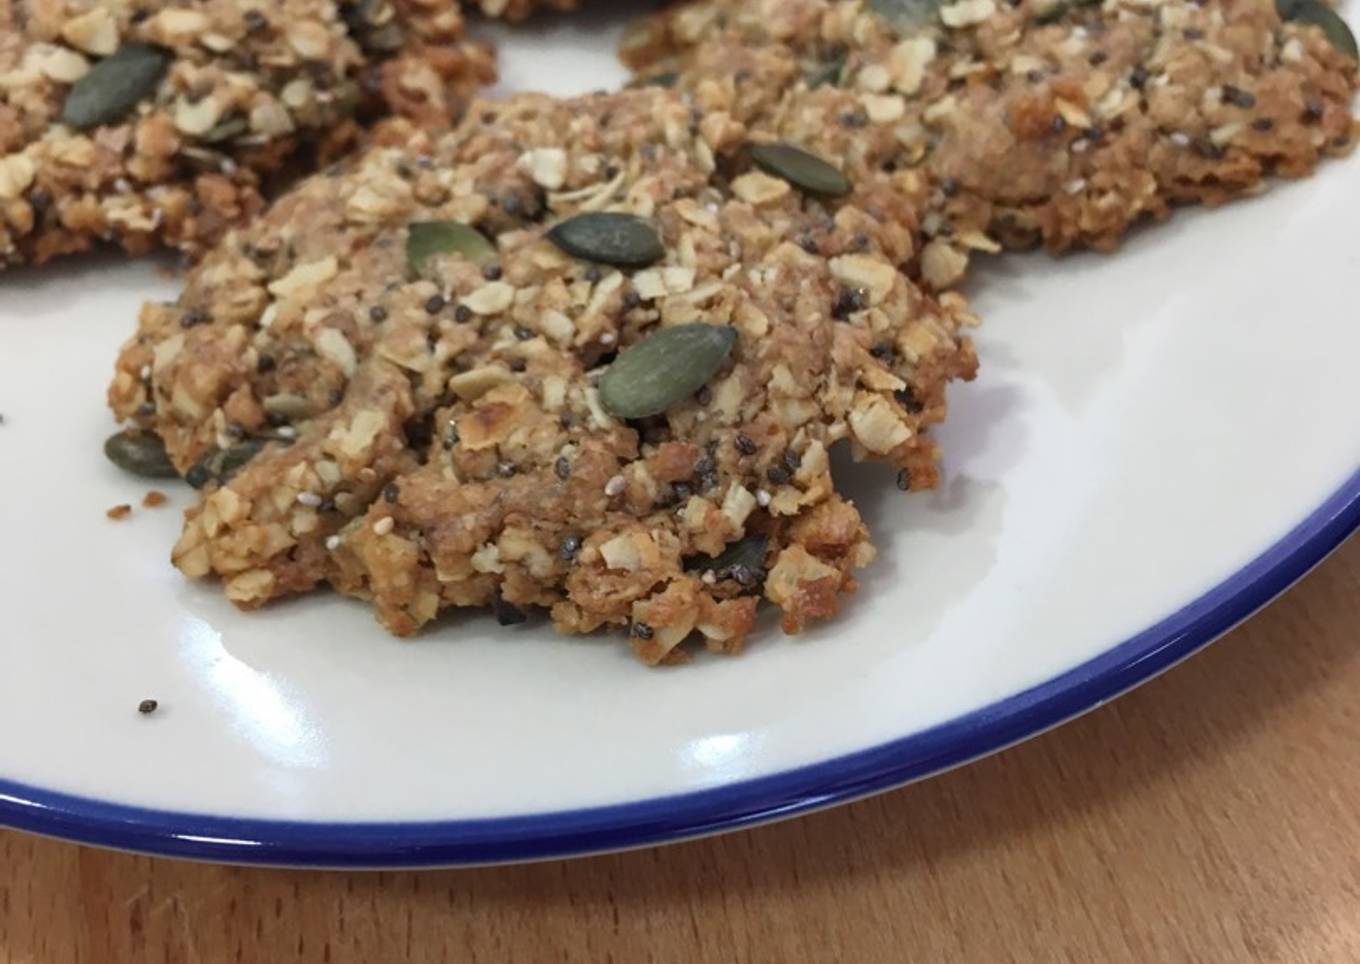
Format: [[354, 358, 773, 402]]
[[632, 622, 654, 640], [604, 475, 626, 497], [735, 434, 757, 456], [372, 517, 395, 536], [554, 455, 571, 480], [600, 332, 616, 345], [425, 294, 446, 314], [275, 426, 297, 440], [325, 535, 342, 551], [454, 305, 473, 323], [137, 699, 159, 715], [559, 535, 581, 561], [756, 489, 772, 507], [296, 491, 322, 507], [383, 483, 399, 503], [1169, 132, 1191, 148]]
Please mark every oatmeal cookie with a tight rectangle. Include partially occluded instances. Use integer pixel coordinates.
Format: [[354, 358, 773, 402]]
[[623, 0, 1357, 270], [0, 0, 494, 267], [116, 87, 977, 661]]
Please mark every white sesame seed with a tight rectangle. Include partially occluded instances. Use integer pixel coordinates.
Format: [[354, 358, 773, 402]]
[[114, 177, 131, 194], [325, 535, 342, 551], [1071, 138, 1089, 154], [275, 426, 297, 439], [138, 364, 151, 380], [220, 158, 238, 176], [372, 516, 395, 536], [296, 491, 322, 507], [756, 489, 772, 508], [604, 474, 626, 497], [701, 570, 717, 585], [1065, 178, 1087, 195], [1169, 132, 1191, 147], [600, 332, 616, 345]]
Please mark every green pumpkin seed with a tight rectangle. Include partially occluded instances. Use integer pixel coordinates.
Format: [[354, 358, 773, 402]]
[[185, 439, 267, 490], [546, 212, 665, 268], [104, 430, 178, 479], [598, 324, 737, 419], [749, 142, 852, 197], [868, 0, 944, 34], [407, 221, 496, 274], [1284, 0, 1357, 58], [1033, 0, 1102, 25], [202, 115, 247, 144], [60, 44, 170, 130], [628, 70, 679, 89], [686, 535, 769, 586], [803, 54, 847, 89]]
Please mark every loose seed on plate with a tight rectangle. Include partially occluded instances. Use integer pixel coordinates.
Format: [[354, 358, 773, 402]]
[[749, 142, 852, 197], [406, 220, 496, 274], [546, 212, 665, 268], [61, 44, 171, 129], [598, 324, 737, 418], [137, 699, 159, 715], [104, 430, 178, 479]]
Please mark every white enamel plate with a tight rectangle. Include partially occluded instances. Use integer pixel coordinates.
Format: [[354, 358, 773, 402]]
[[1, 11, 1356, 866]]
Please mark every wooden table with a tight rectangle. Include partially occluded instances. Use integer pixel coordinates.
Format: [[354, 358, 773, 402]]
[[3, 537, 1357, 963]]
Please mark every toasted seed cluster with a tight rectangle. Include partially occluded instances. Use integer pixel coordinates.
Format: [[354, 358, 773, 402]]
[[621, 0, 1358, 283], [0, 0, 498, 267], [109, 86, 978, 662], [98, 0, 1355, 664]]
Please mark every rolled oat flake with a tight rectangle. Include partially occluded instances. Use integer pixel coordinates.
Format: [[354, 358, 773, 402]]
[[749, 142, 852, 197], [598, 324, 737, 418], [104, 430, 178, 479], [60, 44, 171, 130], [407, 221, 497, 273], [546, 212, 665, 268]]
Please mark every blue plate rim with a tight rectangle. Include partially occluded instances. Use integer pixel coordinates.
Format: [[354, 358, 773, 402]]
[[3, 467, 1357, 868]]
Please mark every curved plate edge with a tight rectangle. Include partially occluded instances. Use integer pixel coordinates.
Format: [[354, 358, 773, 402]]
[[2, 468, 1357, 868]]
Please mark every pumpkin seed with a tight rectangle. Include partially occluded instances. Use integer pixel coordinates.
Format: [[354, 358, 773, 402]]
[[1033, 0, 1102, 25], [202, 114, 247, 144], [546, 212, 665, 268], [1283, 0, 1357, 58], [60, 44, 170, 130], [686, 534, 769, 581], [868, 0, 944, 34], [749, 142, 852, 197], [104, 430, 178, 478], [407, 220, 496, 274], [804, 54, 847, 89], [628, 70, 679, 89], [184, 439, 267, 489], [598, 324, 737, 418]]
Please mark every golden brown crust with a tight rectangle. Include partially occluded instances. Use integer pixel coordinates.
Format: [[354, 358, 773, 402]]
[[111, 86, 978, 661], [622, 0, 1358, 263], [0, 0, 495, 267]]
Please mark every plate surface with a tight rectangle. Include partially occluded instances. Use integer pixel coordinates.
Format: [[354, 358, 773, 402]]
[[1, 11, 1357, 867]]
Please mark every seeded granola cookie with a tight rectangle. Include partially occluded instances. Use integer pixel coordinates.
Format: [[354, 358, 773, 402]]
[[623, 0, 1357, 280], [0, 0, 494, 267], [112, 87, 978, 661]]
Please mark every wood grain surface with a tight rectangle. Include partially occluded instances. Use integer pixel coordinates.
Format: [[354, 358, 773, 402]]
[[3, 536, 1357, 964]]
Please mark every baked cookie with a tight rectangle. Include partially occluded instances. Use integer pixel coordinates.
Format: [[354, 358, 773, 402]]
[[622, 0, 1357, 280], [111, 87, 978, 661], [0, 0, 494, 267]]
